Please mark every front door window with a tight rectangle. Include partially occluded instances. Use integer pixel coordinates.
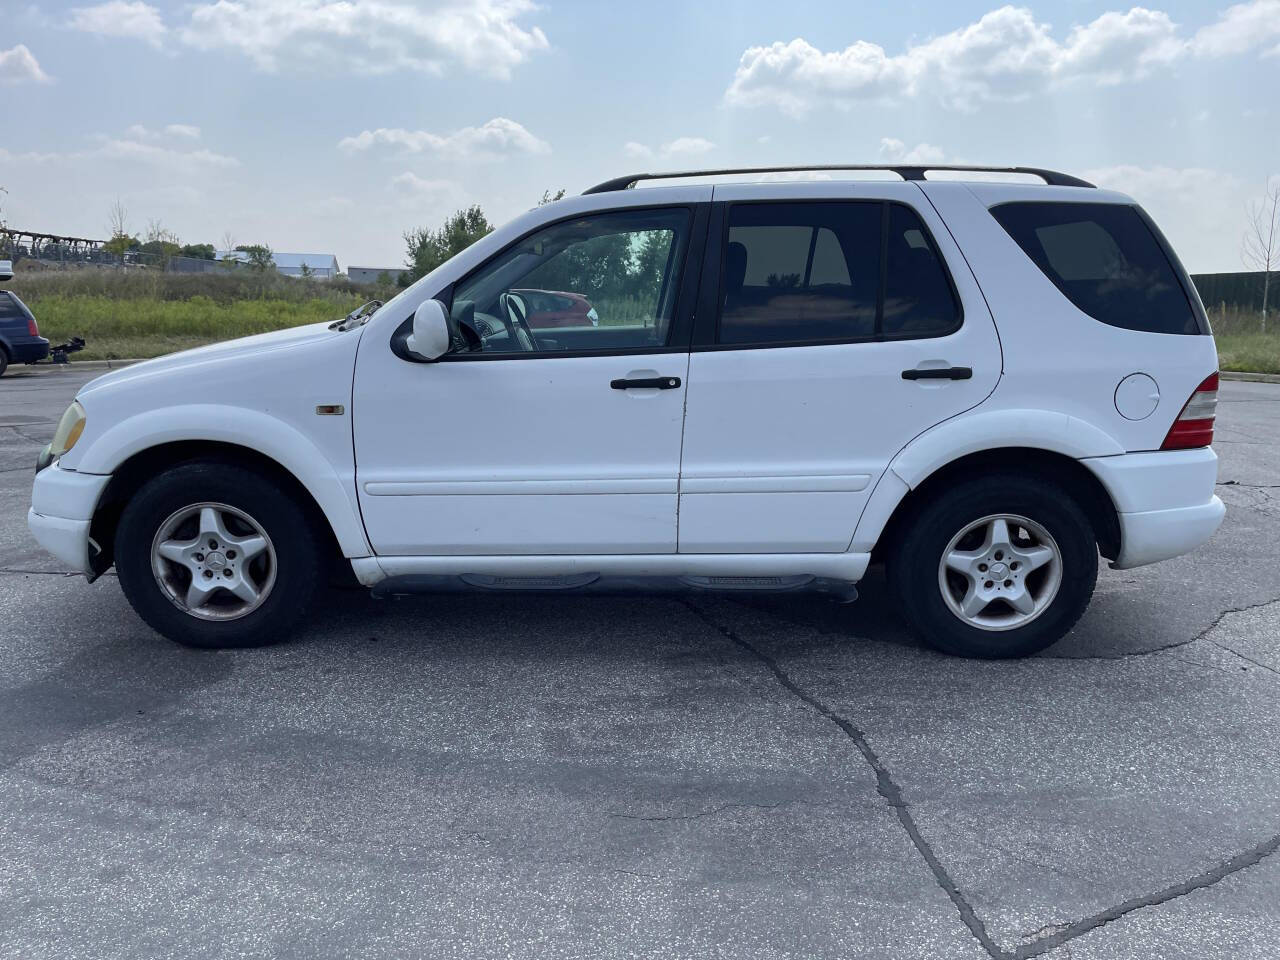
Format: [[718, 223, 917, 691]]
[[451, 208, 692, 354]]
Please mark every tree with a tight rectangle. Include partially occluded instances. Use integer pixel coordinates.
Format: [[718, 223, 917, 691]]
[[539, 188, 566, 205], [235, 243, 275, 273], [403, 205, 493, 284], [1242, 180, 1280, 332], [104, 198, 137, 258], [179, 243, 217, 260], [220, 230, 236, 255], [107, 198, 129, 239], [299, 261, 314, 279]]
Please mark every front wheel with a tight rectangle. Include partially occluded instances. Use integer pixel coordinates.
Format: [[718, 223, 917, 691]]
[[115, 462, 322, 648], [888, 474, 1098, 658]]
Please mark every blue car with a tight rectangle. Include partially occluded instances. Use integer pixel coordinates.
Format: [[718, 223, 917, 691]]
[[0, 261, 50, 376]]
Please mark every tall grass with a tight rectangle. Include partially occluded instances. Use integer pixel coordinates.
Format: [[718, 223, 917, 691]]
[[1206, 306, 1279, 375], [8, 267, 376, 360]]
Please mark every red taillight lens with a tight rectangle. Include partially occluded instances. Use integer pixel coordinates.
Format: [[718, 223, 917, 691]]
[[1161, 372, 1218, 450], [27, 315, 39, 337]]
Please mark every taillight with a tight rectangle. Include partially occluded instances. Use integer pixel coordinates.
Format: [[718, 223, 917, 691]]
[[1161, 372, 1218, 450], [27, 315, 39, 337]]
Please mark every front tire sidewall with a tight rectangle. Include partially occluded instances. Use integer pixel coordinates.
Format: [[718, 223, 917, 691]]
[[116, 463, 320, 648], [892, 476, 1098, 658]]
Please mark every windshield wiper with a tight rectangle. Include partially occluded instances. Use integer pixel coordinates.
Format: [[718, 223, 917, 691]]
[[330, 300, 382, 331]]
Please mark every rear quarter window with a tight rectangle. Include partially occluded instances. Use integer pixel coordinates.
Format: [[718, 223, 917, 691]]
[[990, 201, 1203, 335]]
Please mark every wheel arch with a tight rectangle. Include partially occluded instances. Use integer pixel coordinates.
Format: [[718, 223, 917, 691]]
[[859, 446, 1122, 564], [88, 438, 367, 578]]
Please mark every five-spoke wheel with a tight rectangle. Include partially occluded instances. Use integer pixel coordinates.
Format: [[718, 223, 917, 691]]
[[151, 503, 277, 620], [938, 513, 1063, 631], [890, 472, 1098, 658]]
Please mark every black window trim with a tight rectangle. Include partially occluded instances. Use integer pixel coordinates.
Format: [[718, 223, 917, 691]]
[[690, 198, 966, 353], [988, 199, 1210, 336], [390, 202, 710, 363]]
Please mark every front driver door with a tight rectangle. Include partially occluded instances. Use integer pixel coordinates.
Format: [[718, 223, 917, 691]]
[[354, 204, 704, 556]]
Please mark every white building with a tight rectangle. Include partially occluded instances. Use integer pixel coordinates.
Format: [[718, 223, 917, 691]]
[[216, 250, 340, 279]]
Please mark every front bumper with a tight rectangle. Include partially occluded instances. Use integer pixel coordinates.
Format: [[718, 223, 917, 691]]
[[1082, 448, 1225, 570], [28, 463, 111, 577]]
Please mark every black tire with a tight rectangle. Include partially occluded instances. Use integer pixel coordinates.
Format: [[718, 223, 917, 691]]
[[115, 462, 321, 648], [0, 346, 9, 378], [888, 472, 1098, 658]]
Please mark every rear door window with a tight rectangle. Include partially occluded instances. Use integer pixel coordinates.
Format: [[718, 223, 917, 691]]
[[717, 201, 960, 346], [0, 292, 22, 321], [990, 201, 1201, 335]]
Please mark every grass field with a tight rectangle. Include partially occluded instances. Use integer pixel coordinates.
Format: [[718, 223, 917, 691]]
[[7, 266, 1280, 372], [11, 267, 379, 361]]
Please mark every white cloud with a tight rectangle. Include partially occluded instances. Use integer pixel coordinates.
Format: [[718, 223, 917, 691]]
[[622, 137, 715, 160], [179, 0, 548, 79], [391, 172, 460, 197], [339, 118, 550, 159], [878, 137, 946, 164], [94, 136, 239, 169], [124, 123, 202, 141], [69, 1, 167, 47], [662, 137, 715, 157], [726, 1, 1280, 114], [1191, 0, 1280, 56], [0, 44, 51, 84], [1084, 165, 1251, 272]]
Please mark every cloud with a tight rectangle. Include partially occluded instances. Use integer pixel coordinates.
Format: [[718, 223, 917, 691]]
[[178, 0, 548, 79], [622, 137, 715, 160], [339, 118, 550, 159], [123, 123, 203, 141], [878, 137, 946, 164], [69, 1, 167, 47], [1083, 164, 1250, 272], [0, 44, 51, 84], [391, 172, 460, 197], [1190, 0, 1280, 57], [725, 1, 1280, 114], [2, 125, 237, 169]]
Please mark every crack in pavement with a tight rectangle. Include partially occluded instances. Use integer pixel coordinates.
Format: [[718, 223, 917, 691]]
[[1205, 639, 1280, 680], [677, 598, 1005, 959], [1011, 832, 1280, 959], [682, 596, 1280, 959], [1041, 596, 1280, 662]]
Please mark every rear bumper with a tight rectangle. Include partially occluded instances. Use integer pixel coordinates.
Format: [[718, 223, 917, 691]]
[[28, 464, 111, 577], [1082, 448, 1225, 569], [6, 336, 50, 363]]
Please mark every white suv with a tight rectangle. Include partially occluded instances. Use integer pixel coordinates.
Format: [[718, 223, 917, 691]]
[[27, 165, 1224, 658]]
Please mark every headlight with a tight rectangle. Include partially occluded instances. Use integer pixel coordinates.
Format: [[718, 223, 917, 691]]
[[37, 401, 86, 471]]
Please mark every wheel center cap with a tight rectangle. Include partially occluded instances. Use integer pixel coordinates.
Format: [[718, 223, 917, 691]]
[[989, 561, 1009, 579], [206, 551, 227, 570]]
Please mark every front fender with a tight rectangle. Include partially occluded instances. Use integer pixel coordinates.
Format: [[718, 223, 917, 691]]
[[850, 408, 1125, 552], [73, 404, 371, 557]]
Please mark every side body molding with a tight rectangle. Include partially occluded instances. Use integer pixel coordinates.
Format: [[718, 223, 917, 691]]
[[74, 404, 371, 558], [849, 407, 1126, 552]]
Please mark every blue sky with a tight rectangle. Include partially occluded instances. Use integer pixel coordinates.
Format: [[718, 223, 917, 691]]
[[1, 0, 1277, 272]]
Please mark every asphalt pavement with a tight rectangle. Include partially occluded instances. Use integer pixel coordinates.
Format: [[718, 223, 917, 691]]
[[2, 365, 1278, 959]]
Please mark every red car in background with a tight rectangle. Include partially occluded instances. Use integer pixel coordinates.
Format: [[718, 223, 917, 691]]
[[511, 289, 599, 329]]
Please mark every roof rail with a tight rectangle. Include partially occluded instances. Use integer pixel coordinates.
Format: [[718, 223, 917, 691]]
[[582, 164, 1095, 194]]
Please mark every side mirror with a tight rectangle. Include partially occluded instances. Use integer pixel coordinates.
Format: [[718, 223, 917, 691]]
[[406, 299, 451, 361]]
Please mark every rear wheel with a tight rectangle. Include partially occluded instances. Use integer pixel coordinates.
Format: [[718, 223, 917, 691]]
[[115, 462, 321, 648], [0, 346, 9, 378], [888, 473, 1098, 658]]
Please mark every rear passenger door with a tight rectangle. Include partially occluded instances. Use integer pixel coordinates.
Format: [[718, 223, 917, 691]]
[[677, 182, 1002, 554]]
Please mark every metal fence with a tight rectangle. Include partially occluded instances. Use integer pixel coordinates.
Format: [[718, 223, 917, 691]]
[[1191, 271, 1277, 312]]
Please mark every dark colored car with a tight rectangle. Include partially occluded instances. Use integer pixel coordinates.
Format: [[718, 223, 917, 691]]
[[510, 288, 599, 329], [0, 265, 50, 376]]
